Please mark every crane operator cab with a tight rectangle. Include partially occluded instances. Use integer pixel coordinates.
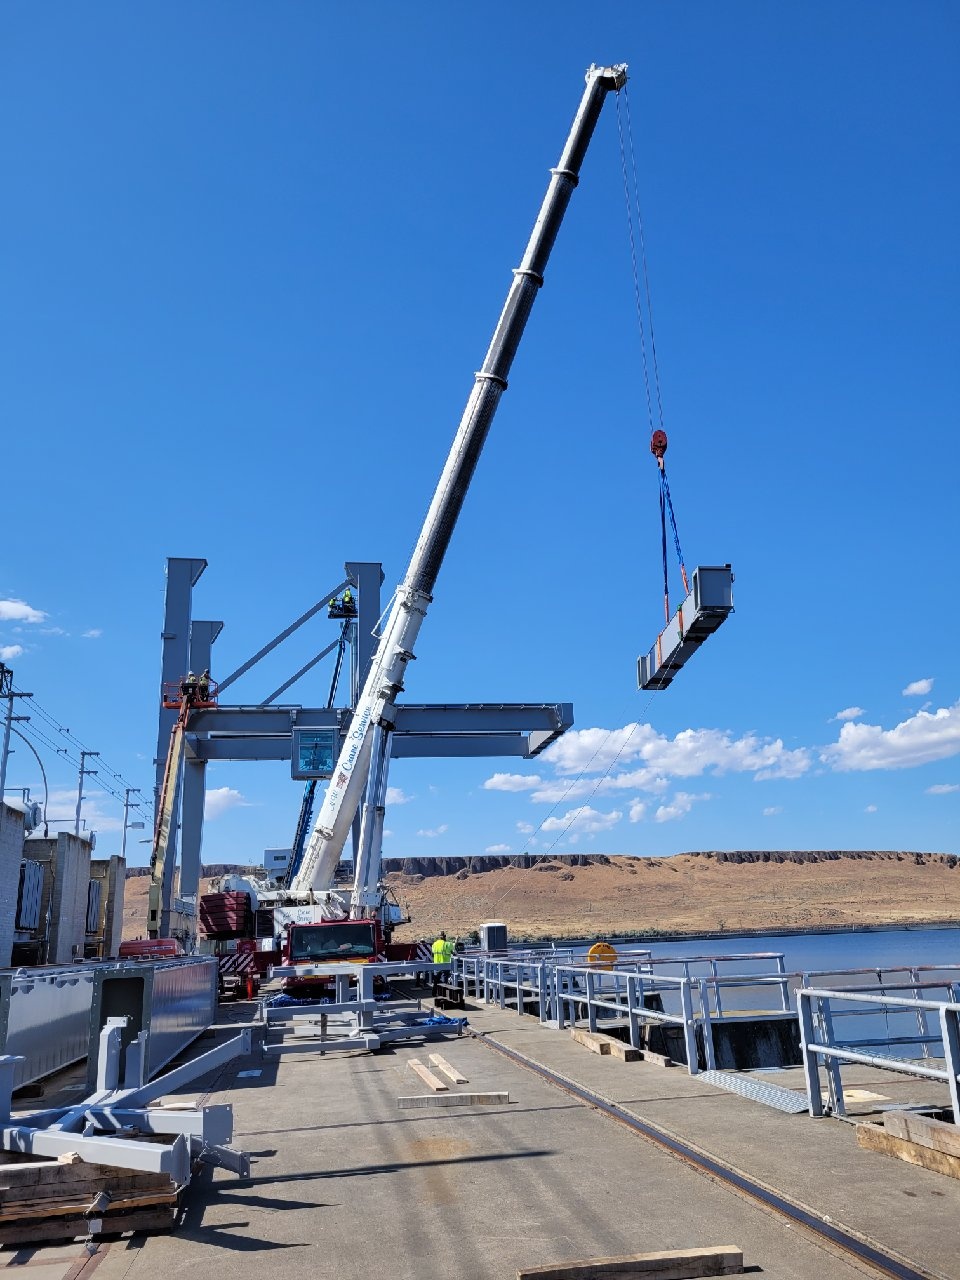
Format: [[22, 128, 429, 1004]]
[[327, 589, 357, 619]]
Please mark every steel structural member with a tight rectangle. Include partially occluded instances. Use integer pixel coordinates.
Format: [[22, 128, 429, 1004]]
[[294, 62, 628, 899]]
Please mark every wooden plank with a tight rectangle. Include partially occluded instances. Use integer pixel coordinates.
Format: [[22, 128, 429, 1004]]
[[398, 1092, 510, 1109], [570, 1028, 610, 1056], [0, 1205, 177, 1246], [639, 1048, 676, 1069], [428, 1053, 468, 1084], [858, 1122, 960, 1180], [883, 1111, 960, 1159], [517, 1243, 744, 1278], [586, 1032, 642, 1062], [0, 1189, 178, 1222], [407, 1059, 448, 1091]]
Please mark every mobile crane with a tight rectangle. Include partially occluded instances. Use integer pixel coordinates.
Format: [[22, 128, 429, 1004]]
[[287, 63, 631, 942]]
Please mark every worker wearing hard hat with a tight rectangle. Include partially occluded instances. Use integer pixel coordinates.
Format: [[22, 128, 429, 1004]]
[[432, 931, 455, 980]]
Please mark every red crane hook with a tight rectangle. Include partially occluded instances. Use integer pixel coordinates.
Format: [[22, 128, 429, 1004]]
[[650, 429, 668, 468]]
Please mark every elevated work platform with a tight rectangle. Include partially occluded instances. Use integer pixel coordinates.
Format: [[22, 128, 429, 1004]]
[[638, 565, 734, 691]]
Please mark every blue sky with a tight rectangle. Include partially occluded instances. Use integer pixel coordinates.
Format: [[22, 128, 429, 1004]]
[[2, 3, 957, 868]]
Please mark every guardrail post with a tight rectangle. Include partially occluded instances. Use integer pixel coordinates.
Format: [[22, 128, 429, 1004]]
[[940, 1005, 960, 1121], [818, 999, 845, 1118], [586, 970, 597, 1033], [911, 968, 931, 1059], [627, 975, 640, 1050], [777, 956, 790, 1012], [680, 979, 698, 1076], [699, 980, 716, 1070], [710, 960, 723, 1019], [798, 990, 824, 1117], [537, 964, 547, 1023]]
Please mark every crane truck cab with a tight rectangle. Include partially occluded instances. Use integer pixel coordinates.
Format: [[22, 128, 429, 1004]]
[[281, 916, 387, 998]]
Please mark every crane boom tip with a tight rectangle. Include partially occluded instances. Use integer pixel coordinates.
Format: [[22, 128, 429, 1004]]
[[587, 63, 628, 91]]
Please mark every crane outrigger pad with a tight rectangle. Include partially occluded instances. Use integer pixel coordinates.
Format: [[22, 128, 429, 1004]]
[[638, 565, 734, 691]]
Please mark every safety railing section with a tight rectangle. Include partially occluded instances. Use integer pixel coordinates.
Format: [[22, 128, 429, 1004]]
[[800, 966, 960, 1062], [455, 949, 800, 1076], [553, 964, 700, 1073], [798, 986, 960, 1119]]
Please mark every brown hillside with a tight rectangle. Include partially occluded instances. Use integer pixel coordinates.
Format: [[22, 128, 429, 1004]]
[[121, 851, 960, 942]]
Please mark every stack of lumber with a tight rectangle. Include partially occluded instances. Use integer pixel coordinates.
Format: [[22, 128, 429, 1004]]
[[0, 1154, 179, 1245], [858, 1111, 960, 1179], [199, 891, 252, 938]]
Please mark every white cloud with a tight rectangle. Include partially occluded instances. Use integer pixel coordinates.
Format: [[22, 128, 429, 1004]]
[[832, 707, 864, 722], [0, 599, 46, 624], [762, 806, 783, 816], [865, 804, 878, 813], [654, 792, 711, 824], [483, 772, 543, 792], [822, 700, 960, 771], [541, 806, 622, 836], [43, 787, 124, 833], [383, 829, 393, 838], [485, 843, 511, 853], [416, 824, 448, 838], [516, 820, 535, 834], [903, 678, 934, 697], [82, 628, 103, 640], [385, 786, 412, 805], [204, 786, 250, 819], [926, 784, 959, 796], [628, 800, 647, 823], [543, 722, 810, 785], [0, 645, 24, 662]]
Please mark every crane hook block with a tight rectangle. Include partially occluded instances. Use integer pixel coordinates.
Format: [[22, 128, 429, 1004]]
[[638, 565, 734, 691], [650, 430, 668, 461]]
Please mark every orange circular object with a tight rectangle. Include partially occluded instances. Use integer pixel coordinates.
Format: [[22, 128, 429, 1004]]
[[586, 941, 618, 969]]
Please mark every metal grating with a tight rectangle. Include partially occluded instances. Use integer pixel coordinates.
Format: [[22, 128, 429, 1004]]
[[700, 1070, 809, 1113]]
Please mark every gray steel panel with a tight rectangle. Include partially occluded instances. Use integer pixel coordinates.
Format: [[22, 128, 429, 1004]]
[[0, 966, 98, 1088], [146, 956, 217, 1077], [87, 958, 217, 1090]]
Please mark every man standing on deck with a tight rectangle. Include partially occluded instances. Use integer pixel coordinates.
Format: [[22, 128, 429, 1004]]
[[432, 931, 454, 982]]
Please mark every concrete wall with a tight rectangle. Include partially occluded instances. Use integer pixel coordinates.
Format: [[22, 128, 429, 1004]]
[[0, 802, 26, 966], [26, 833, 93, 963], [90, 855, 126, 957]]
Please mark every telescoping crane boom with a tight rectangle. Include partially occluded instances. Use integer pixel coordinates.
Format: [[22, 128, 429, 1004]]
[[291, 63, 628, 904]]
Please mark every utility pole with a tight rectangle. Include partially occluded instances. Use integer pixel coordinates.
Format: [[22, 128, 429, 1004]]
[[121, 787, 143, 859], [75, 750, 100, 837], [0, 664, 31, 808]]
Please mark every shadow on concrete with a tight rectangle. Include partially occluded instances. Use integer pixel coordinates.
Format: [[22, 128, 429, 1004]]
[[220, 1148, 555, 1189], [236, 1102, 581, 1139]]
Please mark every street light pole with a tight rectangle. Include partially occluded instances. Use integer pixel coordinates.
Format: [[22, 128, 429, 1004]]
[[75, 750, 100, 837], [0, 664, 31, 807]]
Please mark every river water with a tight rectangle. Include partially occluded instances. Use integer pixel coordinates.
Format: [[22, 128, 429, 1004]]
[[639, 925, 960, 974]]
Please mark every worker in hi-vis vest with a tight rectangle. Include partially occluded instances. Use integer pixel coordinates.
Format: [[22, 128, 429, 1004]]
[[432, 931, 454, 980]]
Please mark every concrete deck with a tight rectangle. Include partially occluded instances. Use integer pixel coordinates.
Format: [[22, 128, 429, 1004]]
[[5, 991, 959, 1280]]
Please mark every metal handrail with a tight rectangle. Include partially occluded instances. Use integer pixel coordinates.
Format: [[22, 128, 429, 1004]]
[[798, 986, 960, 1119]]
